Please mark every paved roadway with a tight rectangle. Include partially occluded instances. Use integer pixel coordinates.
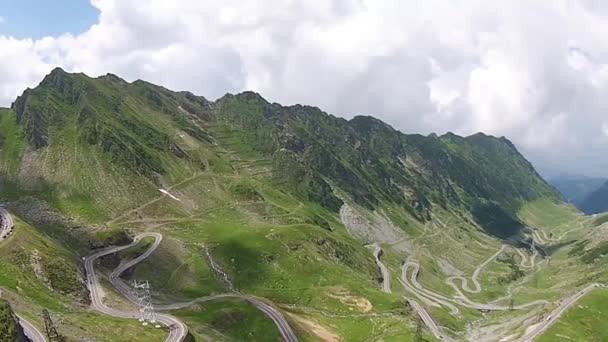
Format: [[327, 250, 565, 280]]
[[86, 232, 298, 342], [447, 245, 507, 294], [403, 260, 547, 313], [367, 244, 391, 293], [16, 314, 47, 342], [408, 299, 453, 341], [409, 283, 605, 342], [400, 245, 607, 341], [5, 204, 604, 342], [84, 233, 188, 342], [515, 247, 538, 268], [401, 262, 461, 316]]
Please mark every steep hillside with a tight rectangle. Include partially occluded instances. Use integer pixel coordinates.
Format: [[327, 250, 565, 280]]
[[214, 93, 560, 234], [0, 69, 602, 342], [580, 180, 608, 214], [2, 68, 560, 234]]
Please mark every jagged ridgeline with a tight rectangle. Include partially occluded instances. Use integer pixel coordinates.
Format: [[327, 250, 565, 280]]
[[1, 68, 560, 236]]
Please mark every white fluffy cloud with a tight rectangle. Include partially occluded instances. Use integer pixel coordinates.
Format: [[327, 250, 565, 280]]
[[1, 0, 608, 176]]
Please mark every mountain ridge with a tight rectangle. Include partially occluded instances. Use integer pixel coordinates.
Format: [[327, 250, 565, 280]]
[[580, 180, 608, 214], [0, 68, 594, 342], [4, 68, 563, 232]]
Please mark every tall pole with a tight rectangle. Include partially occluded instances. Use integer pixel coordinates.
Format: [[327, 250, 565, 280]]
[[132, 280, 160, 328]]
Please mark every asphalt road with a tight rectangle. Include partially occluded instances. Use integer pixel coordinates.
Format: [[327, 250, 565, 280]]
[[84, 233, 188, 342], [86, 232, 298, 342], [515, 247, 538, 268], [399, 244, 607, 341], [367, 244, 391, 293], [16, 314, 47, 342], [401, 262, 461, 316], [447, 245, 507, 294], [404, 259, 547, 313], [408, 299, 453, 341]]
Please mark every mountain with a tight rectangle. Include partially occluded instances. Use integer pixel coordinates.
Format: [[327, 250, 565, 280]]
[[214, 95, 561, 237], [549, 174, 606, 206], [580, 180, 608, 214], [0, 68, 600, 342], [3, 68, 561, 232]]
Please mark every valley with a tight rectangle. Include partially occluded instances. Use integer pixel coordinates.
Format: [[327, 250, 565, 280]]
[[0, 69, 607, 341]]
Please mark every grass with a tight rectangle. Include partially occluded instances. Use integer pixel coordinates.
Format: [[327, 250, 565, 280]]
[[0, 213, 166, 341], [287, 312, 418, 342], [593, 213, 608, 227], [0, 109, 26, 176], [518, 199, 583, 233], [102, 168, 416, 340], [2, 69, 607, 341], [537, 289, 608, 342], [122, 237, 226, 300], [175, 299, 282, 341], [167, 219, 399, 309]]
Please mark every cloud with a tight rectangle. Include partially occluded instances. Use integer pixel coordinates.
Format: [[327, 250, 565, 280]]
[[0, 0, 608, 176]]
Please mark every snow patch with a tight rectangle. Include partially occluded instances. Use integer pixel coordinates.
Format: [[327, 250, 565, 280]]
[[159, 189, 182, 201]]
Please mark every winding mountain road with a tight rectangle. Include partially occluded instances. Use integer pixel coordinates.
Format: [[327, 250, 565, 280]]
[[16, 314, 47, 342], [84, 234, 188, 342], [402, 256, 547, 313], [85, 232, 298, 342], [399, 243, 608, 341], [515, 248, 538, 269], [447, 245, 507, 294], [408, 299, 453, 341], [401, 262, 461, 315], [4, 203, 604, 342], [367, 244, 391, 293]]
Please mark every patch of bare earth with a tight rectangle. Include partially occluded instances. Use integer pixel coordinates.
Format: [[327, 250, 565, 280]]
[[326, 288, 372, 313], [288, 313, 341, 342]]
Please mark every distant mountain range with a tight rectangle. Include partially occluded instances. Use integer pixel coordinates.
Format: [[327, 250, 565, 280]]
[[549, 175, 607, 214], [579, 181, 608, 214]]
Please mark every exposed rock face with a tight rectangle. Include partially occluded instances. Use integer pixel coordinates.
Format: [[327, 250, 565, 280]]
[[339, 203, 414, 254]]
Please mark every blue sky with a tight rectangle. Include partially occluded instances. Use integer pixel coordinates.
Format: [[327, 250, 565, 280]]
[[0, 0, 98, 38]]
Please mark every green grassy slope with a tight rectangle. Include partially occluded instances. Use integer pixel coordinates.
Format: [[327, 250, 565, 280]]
[[0, 69, 603, 341], [0, 212, 167, 342], [537, 289, 608, 342]]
